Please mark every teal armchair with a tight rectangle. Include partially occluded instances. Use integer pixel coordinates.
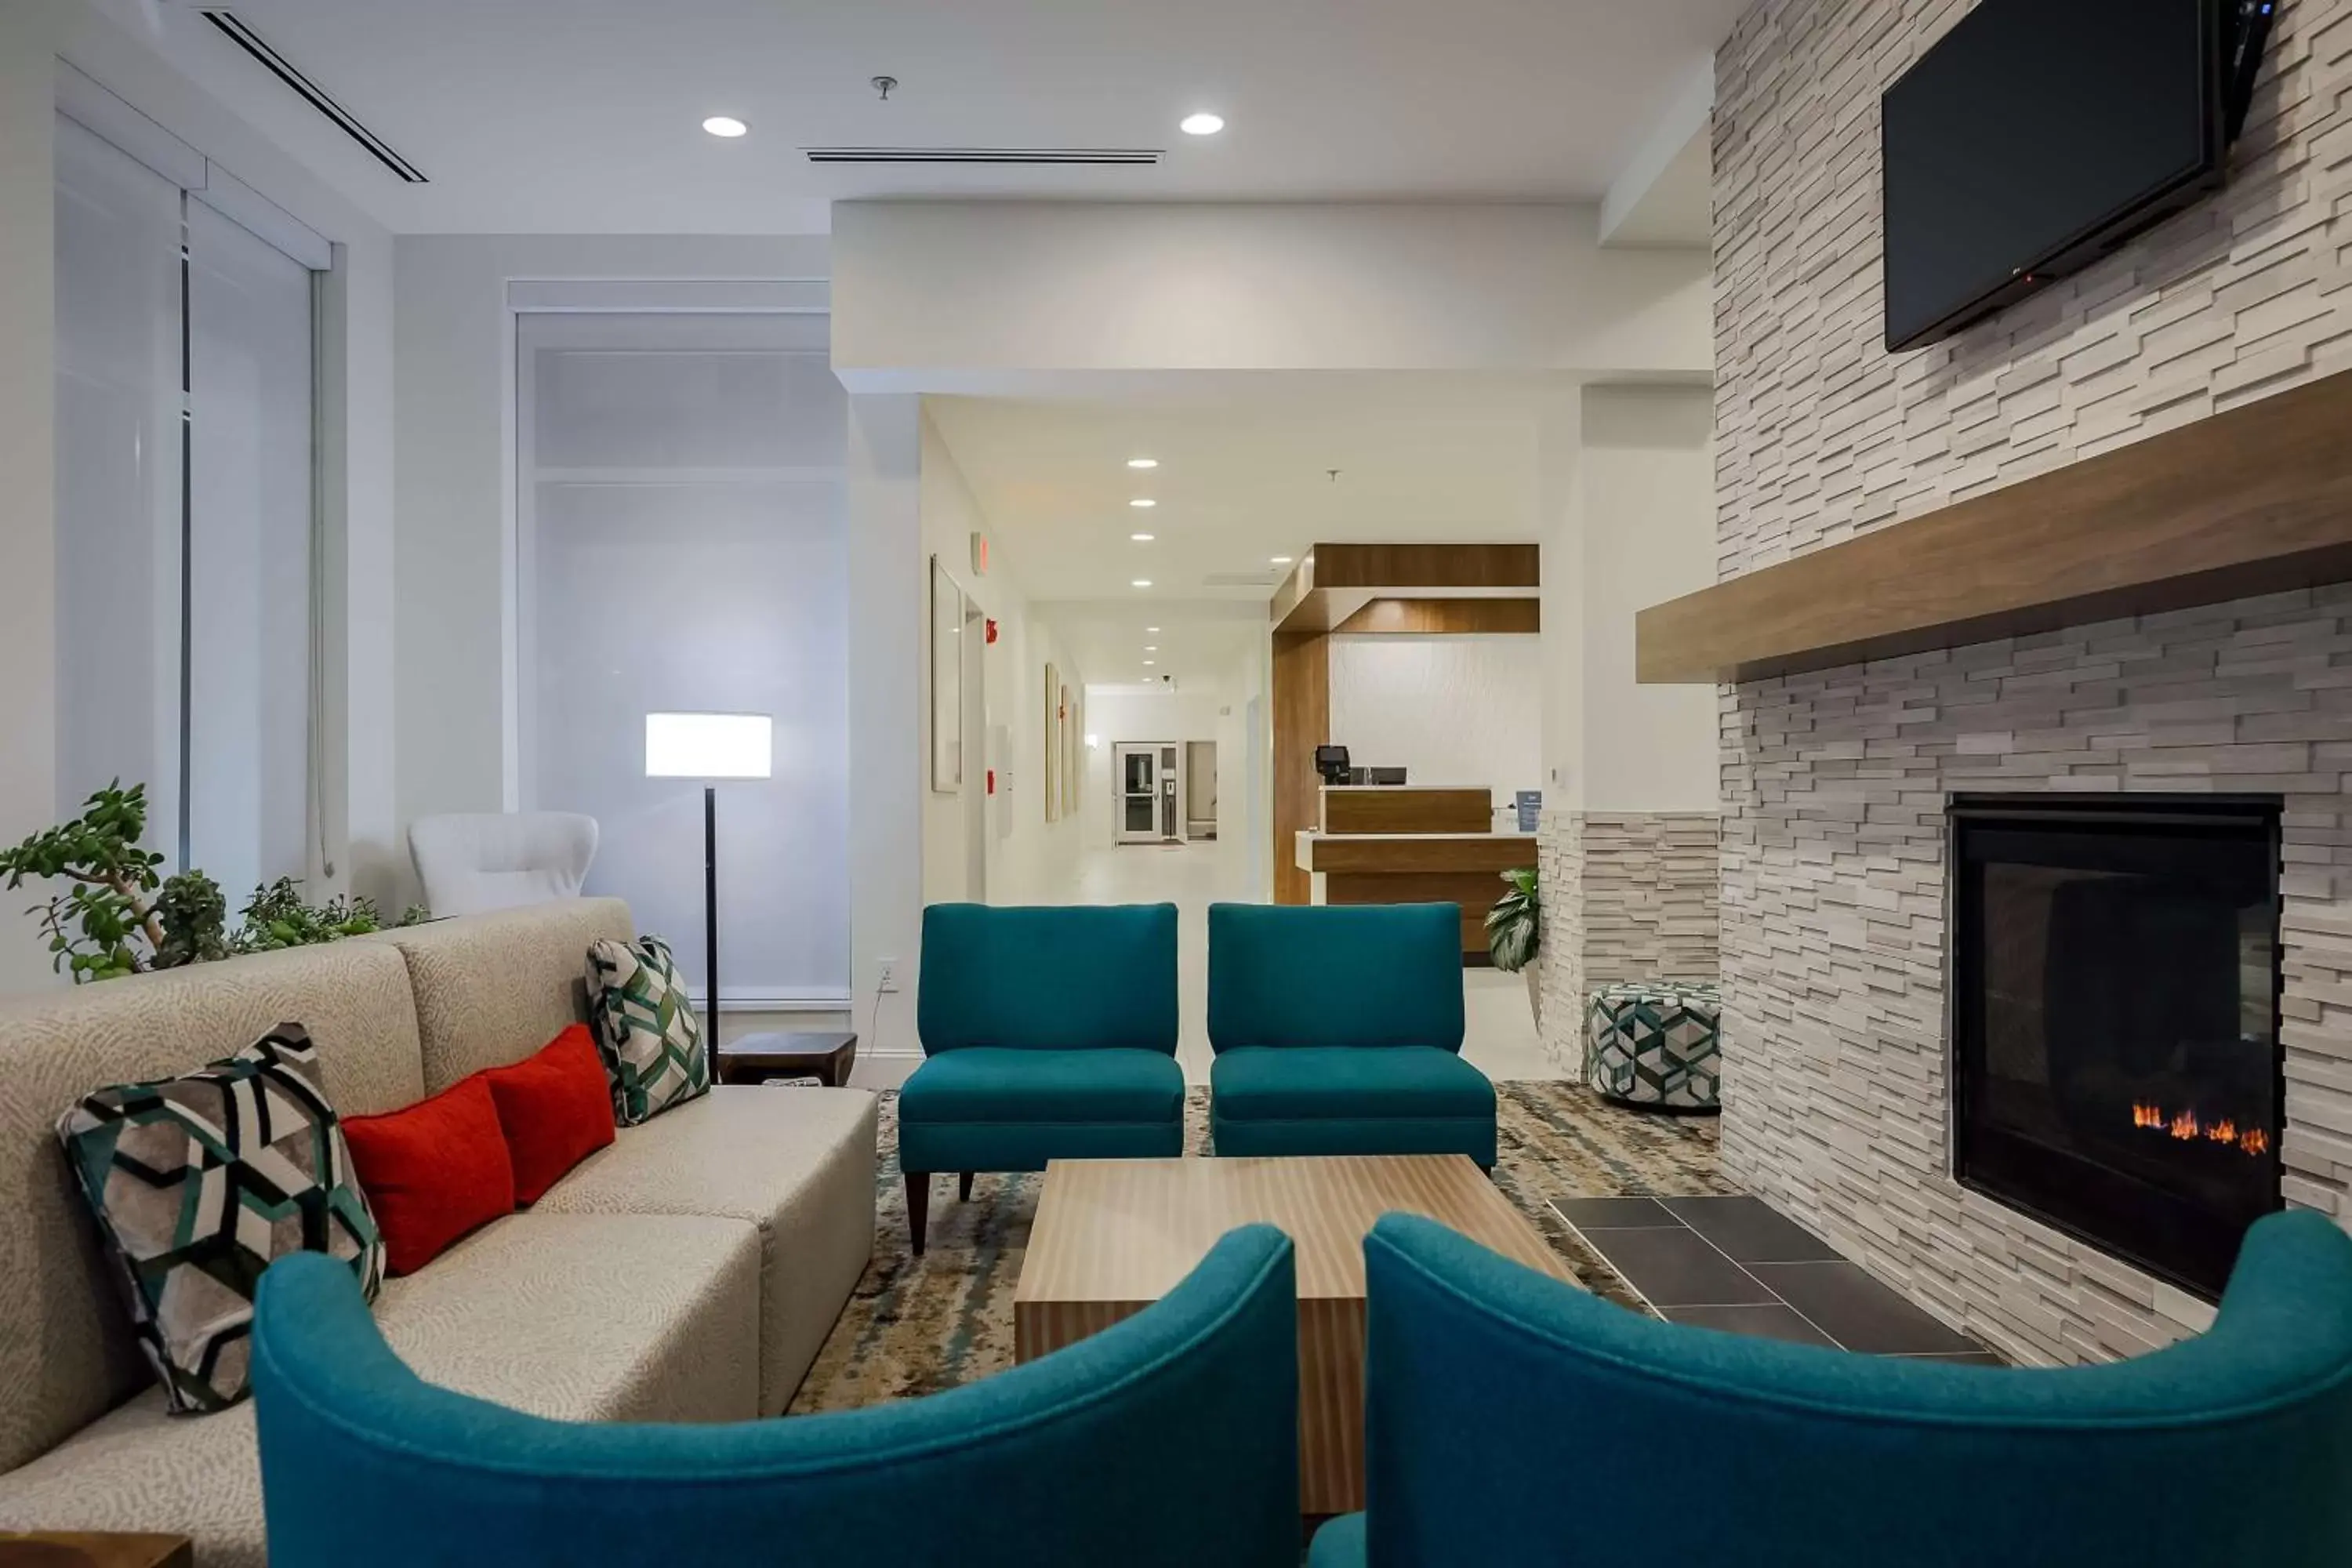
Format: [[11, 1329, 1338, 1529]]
[[256, 1225, 1301, 1568], [902, 902, 1182, 1251], [1208, 902, 1495, 1167], [1311, 1210, 2352, 1567]]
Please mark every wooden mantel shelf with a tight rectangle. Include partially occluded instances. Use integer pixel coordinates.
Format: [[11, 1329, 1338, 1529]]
[[1637, 366, 2352, 684]]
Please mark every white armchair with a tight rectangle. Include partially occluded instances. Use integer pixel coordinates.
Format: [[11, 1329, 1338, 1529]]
[[407, 812, 600, 918]]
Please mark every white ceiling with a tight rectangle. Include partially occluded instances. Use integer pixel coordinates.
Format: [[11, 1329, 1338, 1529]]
[[927, 379, 1555, 688], [126, 0, 1746, 233]]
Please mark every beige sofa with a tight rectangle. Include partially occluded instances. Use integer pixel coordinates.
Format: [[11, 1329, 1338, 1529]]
[[0, 898, 877, 1567]]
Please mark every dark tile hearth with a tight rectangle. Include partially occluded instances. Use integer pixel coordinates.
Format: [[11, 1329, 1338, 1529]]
[[1661, 1301, 1836, 1347], [1748, 1261, 1984, 1357], [1566, 1223, 1777, 1308], [1661, 1194, 1843, 1263], [1555, 1194, 1998, 1361]]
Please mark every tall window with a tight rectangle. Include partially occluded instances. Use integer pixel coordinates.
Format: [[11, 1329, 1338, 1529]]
[[517, 312, 850, 1009], [53, 110, 317, 898]]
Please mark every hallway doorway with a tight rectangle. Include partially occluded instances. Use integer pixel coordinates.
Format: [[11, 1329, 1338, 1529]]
[[1185, 740, 1218, 840], [1113, 742, 1181, 842]]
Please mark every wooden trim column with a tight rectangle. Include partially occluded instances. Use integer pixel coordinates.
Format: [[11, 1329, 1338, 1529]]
[[1271, 630, 1329, 906]]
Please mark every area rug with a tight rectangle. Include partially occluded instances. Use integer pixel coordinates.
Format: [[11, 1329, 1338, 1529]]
[[786, 1080, 1732, 1416]]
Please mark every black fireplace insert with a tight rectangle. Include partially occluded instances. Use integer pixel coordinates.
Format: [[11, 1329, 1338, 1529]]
[[1949, 794, 2283, 1299]]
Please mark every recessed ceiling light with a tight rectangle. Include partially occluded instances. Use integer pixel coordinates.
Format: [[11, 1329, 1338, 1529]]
[[1131, 579, 1153, 589], [1127, 457, 1159, 470], [1270, 555, 1294, 564], [1146, 625, 1161, 633], [702, 115, 749, 138], [1130, 532, 1156, 542], [1145, 645, 1160, 652], [1129, 498, 1156, 509], [1180, 112, 1225, 136], [1143, 660, 1156, 667]]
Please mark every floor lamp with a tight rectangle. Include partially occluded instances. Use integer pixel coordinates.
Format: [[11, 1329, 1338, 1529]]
[[644, 712, 774, 1080]]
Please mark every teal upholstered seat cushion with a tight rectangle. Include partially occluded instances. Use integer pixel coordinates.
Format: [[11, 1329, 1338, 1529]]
[[902, 1048, 1184, 1125], [1211, 1047, 1491, 1121], [1307, 1512, 1365, 1568], [1207, 902, 1465, 1052], [1209, 1047, 1496, 1167]]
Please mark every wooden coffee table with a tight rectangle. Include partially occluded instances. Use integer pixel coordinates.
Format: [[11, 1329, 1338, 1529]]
[[1014, 1154, 1572, 1515]]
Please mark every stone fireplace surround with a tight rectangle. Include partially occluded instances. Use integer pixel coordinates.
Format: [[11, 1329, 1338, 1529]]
[[1707, 0, 2352, 1367], [1719, 587, 2352, 1363]]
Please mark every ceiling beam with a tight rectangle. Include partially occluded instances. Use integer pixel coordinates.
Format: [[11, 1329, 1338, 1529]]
[[1272, 544, 1541, 633]]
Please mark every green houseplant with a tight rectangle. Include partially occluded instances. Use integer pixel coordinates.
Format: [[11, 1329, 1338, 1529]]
[[0, 781, 426, 983], [1485, 866, 1544, 1027]]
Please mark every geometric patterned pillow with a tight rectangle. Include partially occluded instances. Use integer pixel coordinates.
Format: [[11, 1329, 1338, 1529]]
[[55, 1023, 384, 1414], [583, 935, 710, 1127]]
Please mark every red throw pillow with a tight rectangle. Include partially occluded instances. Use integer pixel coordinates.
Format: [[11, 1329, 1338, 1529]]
[[343, 1075, 516, 1276], [483, 1025, 618, 1205]]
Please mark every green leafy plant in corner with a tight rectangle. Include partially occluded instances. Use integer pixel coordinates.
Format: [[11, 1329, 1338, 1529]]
[[1486, 866, 1540, 974], [0, 781, 173, 982], [0, 781, 429, 983], [234, 878, 426, 951]]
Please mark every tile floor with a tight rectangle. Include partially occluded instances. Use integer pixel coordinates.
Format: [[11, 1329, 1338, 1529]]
[[1057, 838, 1558, 1086], [1553, 1195, 1999, 1361]]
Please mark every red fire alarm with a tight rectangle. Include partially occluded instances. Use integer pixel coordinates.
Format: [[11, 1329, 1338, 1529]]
[[986, 768, 996, 795], [985, 618, 1000, 644]]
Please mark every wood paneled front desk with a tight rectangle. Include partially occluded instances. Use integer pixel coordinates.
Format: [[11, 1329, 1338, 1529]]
[[1295, 788, 1534, 960]]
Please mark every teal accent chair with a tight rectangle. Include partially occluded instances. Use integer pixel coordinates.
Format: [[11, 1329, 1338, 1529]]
[[902, 902, 1182, 1252], [255, 1226, 1301, 1568], [1308, 1210, 2352, 1568], [1208, 902, 1495, 1167]]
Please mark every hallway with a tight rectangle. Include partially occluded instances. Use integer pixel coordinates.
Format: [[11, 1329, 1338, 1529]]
[[1048, 839, 1559, 1086]]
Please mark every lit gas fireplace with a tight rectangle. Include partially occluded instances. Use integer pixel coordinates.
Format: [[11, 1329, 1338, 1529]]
[[2131, 1102, 2270, 1156]]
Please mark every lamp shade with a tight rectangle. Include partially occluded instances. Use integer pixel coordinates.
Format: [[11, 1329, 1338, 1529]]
[[644, 713, 772, 780]]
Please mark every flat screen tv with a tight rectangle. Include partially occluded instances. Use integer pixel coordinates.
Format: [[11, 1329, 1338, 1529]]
[[1882, 0, 2272, 352]]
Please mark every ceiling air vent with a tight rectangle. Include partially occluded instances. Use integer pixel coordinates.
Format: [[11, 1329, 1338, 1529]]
[[802, 147, 1160, 165], [1201, 571, 1284, 589], [201, 10, 427, 183]]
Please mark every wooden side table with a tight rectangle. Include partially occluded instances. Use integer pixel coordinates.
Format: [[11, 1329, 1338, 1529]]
[[714, 1030, 858, 1088], [0, 1535, 193, 1568]]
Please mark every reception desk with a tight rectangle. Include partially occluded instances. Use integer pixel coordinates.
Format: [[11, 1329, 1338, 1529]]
[[1296, 788, 1534, 960]]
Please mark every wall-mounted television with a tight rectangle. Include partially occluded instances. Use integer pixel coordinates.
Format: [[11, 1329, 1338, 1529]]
[[1882, 0, 2274, 352]]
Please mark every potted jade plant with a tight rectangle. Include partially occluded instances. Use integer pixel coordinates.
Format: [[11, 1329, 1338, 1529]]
[[0, 780, 428, 983], [1486, 866, 1542, 1027]]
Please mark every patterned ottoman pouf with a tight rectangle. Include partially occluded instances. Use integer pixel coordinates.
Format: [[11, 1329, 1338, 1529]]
[[1584, 982, 1722, 1112]]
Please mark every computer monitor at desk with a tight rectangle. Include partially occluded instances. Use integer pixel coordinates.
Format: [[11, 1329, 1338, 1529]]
[[1365, 767, 1408, 786]]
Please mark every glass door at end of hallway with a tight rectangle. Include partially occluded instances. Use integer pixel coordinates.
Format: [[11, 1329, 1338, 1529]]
[[1114, 742, 1179, 843]]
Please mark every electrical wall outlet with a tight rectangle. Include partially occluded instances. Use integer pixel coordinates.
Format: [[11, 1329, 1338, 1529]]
[[877, 957, 902, 993]]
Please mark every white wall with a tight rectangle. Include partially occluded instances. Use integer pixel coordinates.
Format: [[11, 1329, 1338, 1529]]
[[1329, 636, 1542, 817], [848, 394, 924, 1058], [1577, 387, 1717, 813], [1539, 384, 1717, 814], [388, 234, 829, 899], [1080, 686, 1229, 848], [0, 1, 397, 992], [917, 410, 1087, 912], [0, 12, 60, 995], [831, 202, 1711, 387]]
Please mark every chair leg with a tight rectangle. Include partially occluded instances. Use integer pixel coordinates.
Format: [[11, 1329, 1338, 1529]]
[[906, 1172, 931, 1256], [959, 1171, 975, 1203]]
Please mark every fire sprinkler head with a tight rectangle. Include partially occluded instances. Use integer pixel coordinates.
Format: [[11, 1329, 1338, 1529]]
[[872, 74, 898, 101]]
